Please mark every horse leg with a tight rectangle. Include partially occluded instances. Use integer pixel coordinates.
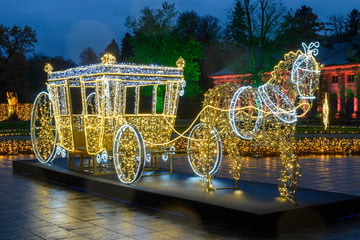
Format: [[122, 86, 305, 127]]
[[278, 133, 299, 203], [226, 138, 242, 188]]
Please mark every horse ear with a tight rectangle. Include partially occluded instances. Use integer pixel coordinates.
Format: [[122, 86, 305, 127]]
[[312, 49, 319, 56], [302, 42, 308, 53]]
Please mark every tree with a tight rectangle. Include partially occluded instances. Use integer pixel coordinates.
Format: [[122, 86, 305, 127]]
[[176, 11, 200, 40], [176, 11, 221, 45], [176, 11, 223, 91], [79, 47, 98, 65], [293, 6, 324, 42], [327, 15, 346, 41], [125, 1, 203, 98], [345, 9, 360, 40], [120, 32, 134, 61], [104, 39, 121, 62], [0, 24, 37, 62], [225, 0, 285, 86], [0, 25, 37, 102], [50, 56, 76, 71], [276, 5, 323, 52], [27, 55, 76, 101], [27, 55, 49, 99], [197, 15, 222, 46], [125, 1, 178, 37]]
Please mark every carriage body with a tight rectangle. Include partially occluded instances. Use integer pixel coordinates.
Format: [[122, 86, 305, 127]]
[[48, 61, 184, 156], [31, 56, 185, 166]]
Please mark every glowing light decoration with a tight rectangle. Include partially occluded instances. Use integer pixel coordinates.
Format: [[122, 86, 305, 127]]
[[7, 92, 18, 120], [31, 53, 186, 179], [101, 53, 116, 64], [194, 42, 321, 202], [187, 123, 222, 179], [30, 44, 320, 203], [323, 92, 329, 130], [31, 91, 58, 163]]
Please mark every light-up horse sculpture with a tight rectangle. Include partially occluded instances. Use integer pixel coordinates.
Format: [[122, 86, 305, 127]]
[[188, 42, 320, 202]]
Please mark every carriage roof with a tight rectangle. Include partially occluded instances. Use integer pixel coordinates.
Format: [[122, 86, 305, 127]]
[[45, 54, 185, 86]]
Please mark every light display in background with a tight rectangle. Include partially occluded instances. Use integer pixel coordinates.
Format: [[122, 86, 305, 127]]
[[323, 92, 329, 130], [7, 92, 18, 120], [189, 42, 321, 203], [0, 103, 33, 121]]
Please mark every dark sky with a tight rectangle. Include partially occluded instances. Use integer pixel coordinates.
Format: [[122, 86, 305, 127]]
[[1, 0, 359, 63]]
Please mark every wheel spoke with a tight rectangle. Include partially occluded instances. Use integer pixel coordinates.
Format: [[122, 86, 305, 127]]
[[187, 123, 222, 178], [31, 92, 57, 163], [113, 125, 145, 184]]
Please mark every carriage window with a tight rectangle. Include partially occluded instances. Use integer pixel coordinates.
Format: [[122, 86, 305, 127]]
[[70, 87, 83, 114], [156, 85, 166, 114], [125, 87, 136, 114], [139, 86, 153, 114], [85, 88, 97, 114]]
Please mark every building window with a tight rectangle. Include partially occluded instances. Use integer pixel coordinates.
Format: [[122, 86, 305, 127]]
[[348, 74, 355, 83], [332, 76, 338, 83]]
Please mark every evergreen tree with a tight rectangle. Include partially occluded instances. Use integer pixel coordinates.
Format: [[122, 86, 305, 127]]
[[293, 6, 324, 42], [104, 39, 121, 62], [345, 9, 360, 40], [79, 47, 98, 65], [120, 32, 134, 61], [276, 5, 323, 50]]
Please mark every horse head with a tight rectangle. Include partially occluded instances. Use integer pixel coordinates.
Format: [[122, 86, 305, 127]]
[[291, 42, 321, 100]]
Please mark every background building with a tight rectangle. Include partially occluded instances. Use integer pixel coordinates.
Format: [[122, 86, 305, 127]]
[[210, 36, 360, 125]]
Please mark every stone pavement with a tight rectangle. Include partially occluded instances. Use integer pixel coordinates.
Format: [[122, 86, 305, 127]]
[[1, 154, 360, 239]]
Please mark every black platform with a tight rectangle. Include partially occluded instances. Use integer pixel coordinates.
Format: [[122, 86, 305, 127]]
[[13, 159, 360, 235]]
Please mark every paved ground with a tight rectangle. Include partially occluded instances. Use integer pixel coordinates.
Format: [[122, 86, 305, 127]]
[[1, 154, 360, 239]]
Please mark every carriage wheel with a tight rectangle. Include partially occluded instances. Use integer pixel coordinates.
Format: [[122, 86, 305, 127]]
[[187, 123, 222, 178], [113, 125, 146, 184], [30, 91, 57, 163]]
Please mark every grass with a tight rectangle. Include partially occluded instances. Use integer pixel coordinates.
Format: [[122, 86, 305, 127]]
[[296, 125, 360, 134], [0, 120, 30, 136], [0, 120, 30, 129]]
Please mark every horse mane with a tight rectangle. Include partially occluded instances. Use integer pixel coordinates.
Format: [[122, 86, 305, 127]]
[[269, 50, 302, 85], [266, 49, 304, 102]]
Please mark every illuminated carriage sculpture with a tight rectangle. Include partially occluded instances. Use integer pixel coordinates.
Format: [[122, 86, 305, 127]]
[[31, 54, 189, 183], [188, 42, 321, 202], [31, 42, 320, 203]]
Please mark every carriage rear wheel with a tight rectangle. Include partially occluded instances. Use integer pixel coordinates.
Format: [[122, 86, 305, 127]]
[[31, 91, 57, 163], [113, 125, 146, 184], [187, 123, 222, 178]]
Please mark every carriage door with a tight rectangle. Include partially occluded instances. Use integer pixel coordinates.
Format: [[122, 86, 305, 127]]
[[69, 83, 86, 150]]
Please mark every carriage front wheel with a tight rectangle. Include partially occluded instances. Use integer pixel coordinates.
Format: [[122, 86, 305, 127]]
[[187, 123, 222, 178], [113, 125, 146, 184], [30, 91, 57, 163]]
